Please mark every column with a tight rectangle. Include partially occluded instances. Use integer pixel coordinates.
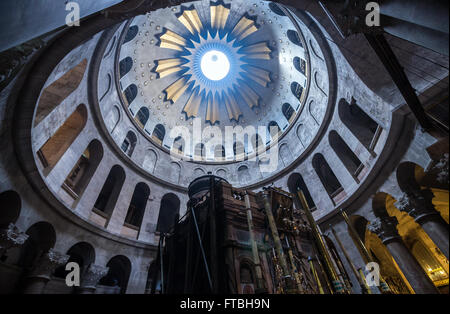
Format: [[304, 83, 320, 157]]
[[396, 189, 449, 259], [77, 264, 109, 294], [368, 216, 439, 294], [22, 248, 69, 294], [0, 223, 29, 258]]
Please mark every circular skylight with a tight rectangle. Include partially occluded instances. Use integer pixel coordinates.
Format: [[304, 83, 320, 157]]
[[200, 50, 230, 81]]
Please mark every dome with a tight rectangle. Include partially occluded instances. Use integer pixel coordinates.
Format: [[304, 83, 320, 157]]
[[94, 0, 331, 188]]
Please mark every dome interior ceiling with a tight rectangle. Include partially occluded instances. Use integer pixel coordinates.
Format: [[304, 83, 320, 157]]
[[116, 0, 312, 163]]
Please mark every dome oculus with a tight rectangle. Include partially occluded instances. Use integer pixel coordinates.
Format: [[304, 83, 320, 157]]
[[200, 50, 230, 81]]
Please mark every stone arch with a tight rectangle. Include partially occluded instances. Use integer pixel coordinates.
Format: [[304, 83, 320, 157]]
[[216, 168, 227, 179], [94, 165, 126, 218], [282, 103, 295, 123], [338, 98, 380, 152], [62, 139, 104, 201], [287, 30, 303, 47], [121, 131, 137, 157], [279, 143, 292, 167], [54, 241, 96, 278], [124, 182, 150, 231], [99, 255, 132, 294], [106, 105, 121, 133], [18, 222, 56, 269], [0, 190, 21, 228], [267, 121, 281, 140], [173, 136, 185, 155], [312, 153, 343, 201], [291, 81, 304, 102], [296, 123, 306, 148], [156, 193, 181, 234], [37, 104, 88, 176], [348, 214, 412, 294], [238, 165, 251, 185], [194, 168, 206, 177], [152, 124, 165, 145], [329, 130, 363, 180], [169, 162, 181, 184], [123, 25, 138, 44], [142, 149, 158, 174], [396, 161, 449, 223], [123, 84, 137, 106], [293, 56, 306, 76], [135, 106, 150, 128], [396, 162, 424, 193], [34, 59, 88, 126], [268, 2, 286, 16], [99, 73, 112, 102], [287, 173, 316, 211], [119, 56, 133, 78], [308, 99, 321, 125]]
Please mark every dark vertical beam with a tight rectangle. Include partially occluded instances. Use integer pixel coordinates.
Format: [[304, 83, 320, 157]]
[[364, 33, 433, 130], [209, 176, 220, 293]]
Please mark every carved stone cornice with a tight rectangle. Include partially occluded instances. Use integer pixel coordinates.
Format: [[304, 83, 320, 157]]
[[0, 223, 29, 255], [395, 190, 440, 223], [368, 216, 401, 244], [81, 264, 109, 289], [28, 249, 69, 279]]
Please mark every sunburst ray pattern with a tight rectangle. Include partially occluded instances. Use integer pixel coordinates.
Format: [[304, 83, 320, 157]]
[[154, 2, 273, 125]]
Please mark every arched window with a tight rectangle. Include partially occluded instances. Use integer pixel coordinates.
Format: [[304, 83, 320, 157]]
[[62, 140, 103, 201], [287, 30, 303, 47], [287, 173, 316, 212], [282, 103, 295, 122], [135, 107, 149, 127], [93, 165, 126, 217], [99, 255, 132, 294], [34, 59, 87, 126], [238, 165, 251, 185], [121, 131, 137, 157], [123, 84, 138, 106], [329, 131, 363, 179], [37, 104, 87, 176], [233, 141, 245, 158], [124, 183, 150, 230], [152, 124, 165, 144], [268, 121, 281, 139], [156, 194, 181, 234], [338, 99, 380, 152], [194, 143, 205, 158], [123, 25, 138, 44], [251, 134, 263, 155], [214, 145, 226, 159], [143, 149, 157, 174], [291, 82, 304, 101], [119, 57, 133, 78], [269, 2, 286, 16], [173, 136, 184, 154], [312, 154, 343, 200], [18, 222, 56, 269], [54, 242, 95, 279], [293, 57, 306, 76]]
